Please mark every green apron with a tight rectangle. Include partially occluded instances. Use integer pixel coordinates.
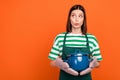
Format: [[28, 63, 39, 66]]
[[59, 33, 92, 80]]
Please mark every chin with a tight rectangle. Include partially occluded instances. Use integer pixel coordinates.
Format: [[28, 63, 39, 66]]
[[73, 26, 81, 28]]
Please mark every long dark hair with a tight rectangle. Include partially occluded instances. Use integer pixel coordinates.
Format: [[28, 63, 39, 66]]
[[66, 4, 87, 34]]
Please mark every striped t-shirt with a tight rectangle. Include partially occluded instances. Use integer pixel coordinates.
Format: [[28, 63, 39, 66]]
[[48, 32, 102, 61]]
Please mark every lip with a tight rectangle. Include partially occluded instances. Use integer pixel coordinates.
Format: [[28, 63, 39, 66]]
[[74, 23, 79, 26]]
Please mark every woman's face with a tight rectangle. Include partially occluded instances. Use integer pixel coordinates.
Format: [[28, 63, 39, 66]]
[[70, 9, 84, 29]]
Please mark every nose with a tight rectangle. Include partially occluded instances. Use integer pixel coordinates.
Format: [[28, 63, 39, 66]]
[[75, 16, 79, 22]]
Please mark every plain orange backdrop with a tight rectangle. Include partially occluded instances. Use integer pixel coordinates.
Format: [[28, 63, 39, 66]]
[[1, 0, 120, 80]]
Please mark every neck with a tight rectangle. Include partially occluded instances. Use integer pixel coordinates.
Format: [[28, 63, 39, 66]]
[[71, 28, 82, 34]]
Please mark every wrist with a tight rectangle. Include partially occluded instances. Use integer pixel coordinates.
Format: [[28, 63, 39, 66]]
[[89, 67, 94, 70]]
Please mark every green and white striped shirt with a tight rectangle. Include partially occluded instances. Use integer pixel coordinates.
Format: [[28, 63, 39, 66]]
[[48, 32, 102, 61]]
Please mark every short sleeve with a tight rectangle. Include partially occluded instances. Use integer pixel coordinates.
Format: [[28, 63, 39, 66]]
[[48, 35, 60, 60], [89, 35, 103, 61]]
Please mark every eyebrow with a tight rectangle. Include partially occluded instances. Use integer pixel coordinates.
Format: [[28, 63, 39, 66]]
[[71, 13, 84, 15], [71, 12, 84, 14]]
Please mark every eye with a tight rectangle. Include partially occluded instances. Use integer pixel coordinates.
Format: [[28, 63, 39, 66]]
[[79, 15, 83, 18], [71, 14, 75, 17]]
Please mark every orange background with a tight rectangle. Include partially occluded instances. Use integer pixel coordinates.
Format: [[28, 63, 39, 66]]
[[1, 0, 120, 80]]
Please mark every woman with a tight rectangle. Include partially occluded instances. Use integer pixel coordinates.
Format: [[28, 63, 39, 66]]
[[48, 4, 102, 80]]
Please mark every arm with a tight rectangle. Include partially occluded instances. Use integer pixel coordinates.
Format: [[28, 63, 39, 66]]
[[89, 57, 100, 68], [50, 60, 57, 67]]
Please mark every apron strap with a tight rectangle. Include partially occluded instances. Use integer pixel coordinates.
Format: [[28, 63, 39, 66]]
[[62, 32, 68, 59], [85, 34, 90, 51], [85, 34, 92, 58]]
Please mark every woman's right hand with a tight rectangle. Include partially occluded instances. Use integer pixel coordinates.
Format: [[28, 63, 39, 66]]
[[50, 57, 69, 69], [50, 57, 78, 76], [55, 57, 69, 69]]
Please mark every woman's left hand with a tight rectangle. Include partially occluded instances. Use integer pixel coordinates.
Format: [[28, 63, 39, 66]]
[[79, 67, 93, 76], [79, 57, 100, 76], [89, 57, 100, 68]]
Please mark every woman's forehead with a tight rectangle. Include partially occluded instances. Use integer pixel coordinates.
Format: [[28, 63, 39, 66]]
[[71, 9, 84, 14]]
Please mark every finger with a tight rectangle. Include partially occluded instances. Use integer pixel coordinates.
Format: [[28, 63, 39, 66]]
[[80, 68, 92, 76], [62, 62, 69, 68], [64, 68, 78, 76]]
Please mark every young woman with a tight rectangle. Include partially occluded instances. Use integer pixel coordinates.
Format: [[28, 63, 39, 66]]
[[48, 4, 102, 80]]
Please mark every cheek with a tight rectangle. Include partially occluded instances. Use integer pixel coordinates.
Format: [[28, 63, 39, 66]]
[[80, 18, 84, 24], [70, 17, 75, 24], [70, 20, 75, 26]]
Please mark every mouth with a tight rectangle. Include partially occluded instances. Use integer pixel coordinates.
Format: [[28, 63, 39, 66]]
[[74, 23, 79, 26]]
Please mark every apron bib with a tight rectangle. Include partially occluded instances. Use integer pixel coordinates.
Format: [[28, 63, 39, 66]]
[[59, 33, 92, 80]]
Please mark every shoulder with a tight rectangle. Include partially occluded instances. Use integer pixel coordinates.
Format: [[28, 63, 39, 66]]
[[54, 32, 66, 41], [86, 33, 96, 37], [86, 33, 98, 42], [55, 32, 66, 37]]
